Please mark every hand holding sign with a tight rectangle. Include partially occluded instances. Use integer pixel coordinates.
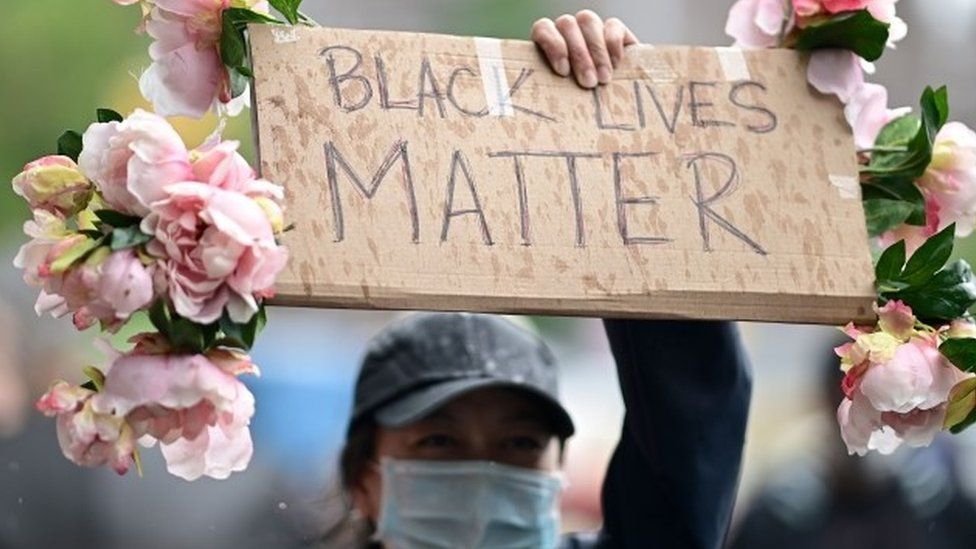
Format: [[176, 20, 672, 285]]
[[531, 10, 639, 88]]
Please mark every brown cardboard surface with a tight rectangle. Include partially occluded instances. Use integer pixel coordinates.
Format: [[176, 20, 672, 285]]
[[249, 24, 876, 324]]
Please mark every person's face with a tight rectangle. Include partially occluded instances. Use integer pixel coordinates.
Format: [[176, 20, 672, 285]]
[[351, 387, 563, 522]]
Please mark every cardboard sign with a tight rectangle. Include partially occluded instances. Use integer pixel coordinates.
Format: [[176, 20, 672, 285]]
[[249, 25, 876, 324]]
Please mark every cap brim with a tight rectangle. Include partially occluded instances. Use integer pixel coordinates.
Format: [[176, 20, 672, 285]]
[[373, 378, 575, 439]]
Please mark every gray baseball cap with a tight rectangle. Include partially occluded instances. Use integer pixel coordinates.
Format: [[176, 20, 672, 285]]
[[348, 313, 575, 439]]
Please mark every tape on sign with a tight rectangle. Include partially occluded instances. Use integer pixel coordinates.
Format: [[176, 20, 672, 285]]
[[829, 175, 861, 200], [474, 37, 514, 117], [716, 47, 751, 81], [271, 27, 300, 44]]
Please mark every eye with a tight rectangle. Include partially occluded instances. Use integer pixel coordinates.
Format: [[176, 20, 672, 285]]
[[504, 435, 545, 452], [416, 433, 459, 449]]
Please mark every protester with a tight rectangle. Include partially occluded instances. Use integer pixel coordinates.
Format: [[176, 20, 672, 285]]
[[324, 308, 751, 548], [313, 16, 754, 547]]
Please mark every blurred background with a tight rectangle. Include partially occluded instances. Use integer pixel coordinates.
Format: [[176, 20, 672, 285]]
[[2, 1, 976, 548]]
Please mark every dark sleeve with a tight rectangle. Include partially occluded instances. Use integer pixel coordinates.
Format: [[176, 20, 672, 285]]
[[595, 319, 752, 549]]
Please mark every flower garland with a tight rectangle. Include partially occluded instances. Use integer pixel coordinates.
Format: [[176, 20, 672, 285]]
[[728, 0, 976, 455], [12, 0, 306, 480]]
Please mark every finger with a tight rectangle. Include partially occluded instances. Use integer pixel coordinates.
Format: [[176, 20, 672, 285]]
[[624, 26, 640, 46], [531, 17, 570, 76], [576, 10, 612, 85], [555, 14, 597, 88], [604, 18, 627, 67]]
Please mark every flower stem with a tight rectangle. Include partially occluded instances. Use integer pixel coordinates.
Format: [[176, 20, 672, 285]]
[[297, 10, 319, 26]]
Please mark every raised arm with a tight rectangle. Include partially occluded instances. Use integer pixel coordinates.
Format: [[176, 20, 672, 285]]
[[598, 320, 752, 549]]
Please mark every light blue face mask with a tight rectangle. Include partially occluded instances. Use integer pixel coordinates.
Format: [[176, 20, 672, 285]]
[[375, 458, 565, 549]]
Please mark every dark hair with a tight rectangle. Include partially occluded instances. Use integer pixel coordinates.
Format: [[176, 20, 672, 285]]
[[318, 418, 378, 547]]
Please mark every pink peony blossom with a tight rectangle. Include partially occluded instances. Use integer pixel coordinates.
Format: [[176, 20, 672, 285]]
[[36, 380, 136, 475], [45, 249, 158, 331], [725, 0, 791, 48], [78, 109, 192, 216], [835, 301, 976, 455], [136, 0, 269, 118], [858, 338, 964, 414], [844, 83, 911, 150], [91, 350, 257, 481], [918, 122, 976, 237], [158, 391, 254, 480], [12, 156, 92, 216], [142, 182, 288, 324], [838, 394, 947, 455]]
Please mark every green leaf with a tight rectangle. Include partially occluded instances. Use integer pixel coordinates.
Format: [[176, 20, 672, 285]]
[[949, 410, 976, 434], [793, 10, 890, 62], [228, 66, 250, 99], [168, 317, 207, 353], [886, 260, 976, 322], [148, 299, 170, 335], [223, 7, 280, 29], [50, 238, 101, 273], [940, 339, 976, 372], [863, 198, 915, 237], [875, 239, 906, 283], [79, 229, 105, 239], [947, 377, 976, 433], [899, 223, 955, 285], [874, 114, 920, 149], [217, 304, 267, 351], [861, 179, 926, 226], [269, 0, 303, 25], [864, 87, 949, 181], [110, 226, 152, 251], [82, 366, 106, 391], [220, 13, 248, 69], [57, 130, 83, 161], [921, 85, 950, 141], [96, 108, 124, 124], [94, 209, 141, 228]]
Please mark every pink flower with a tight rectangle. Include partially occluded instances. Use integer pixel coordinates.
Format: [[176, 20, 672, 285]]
[[12, 156, 92, 216], [844, 83, 911, 150], [726, 0, 791, 48], [36, 380, 136, 475], [142, 182, 288, 324], [807, 50, 864, 104], [838, 394, 947, 455], [918, 122, 976, 237], [78, 109, 192, 216], [859, 338, 964, 414], [158, 391, 254, 480], [834, 301, 976, 455], [91, 350, 257, 480], [13, 209, 73, 289], [836, 323, 974, 455], [877, 196, 940, 257], [137, 0, 269, 118], [46, 249, 158, 332]]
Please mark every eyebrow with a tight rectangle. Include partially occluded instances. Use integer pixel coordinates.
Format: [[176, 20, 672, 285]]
[[499, 412, 551, 430]]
